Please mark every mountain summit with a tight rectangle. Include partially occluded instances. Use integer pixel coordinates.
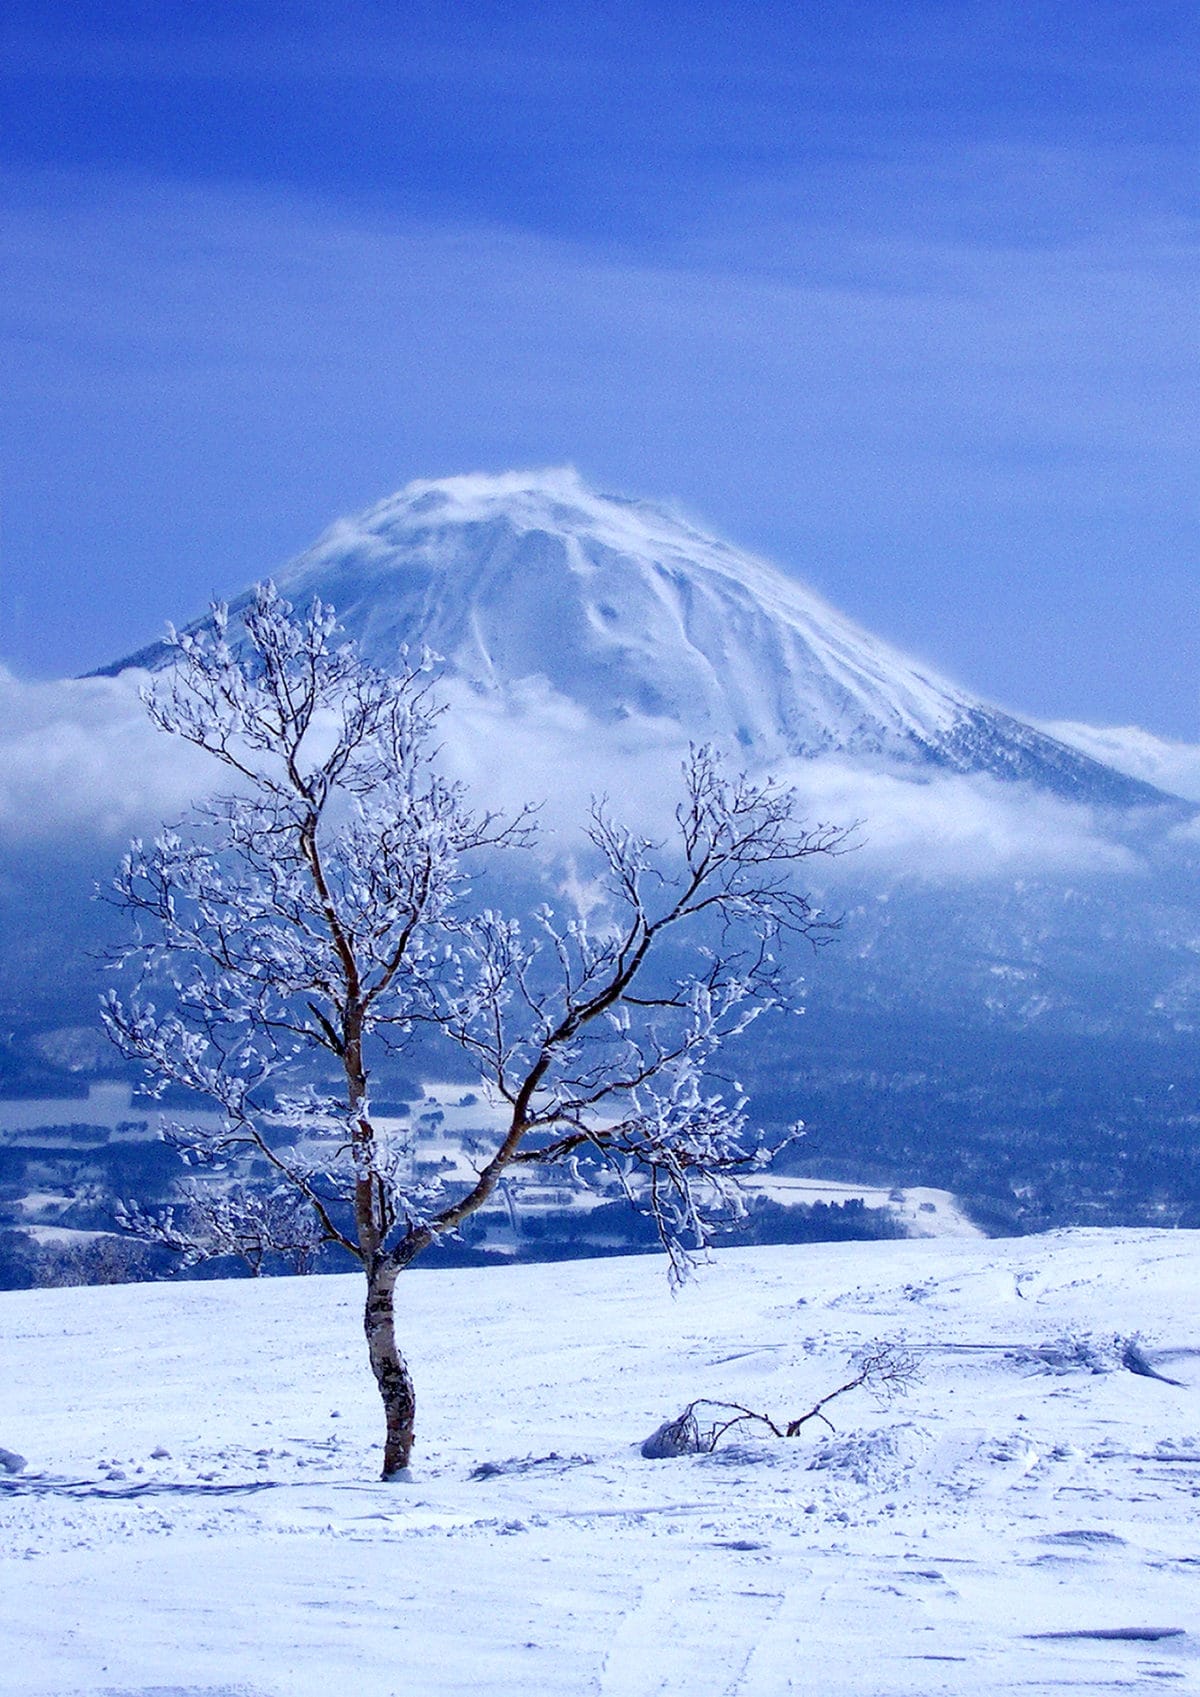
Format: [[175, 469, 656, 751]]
[[105, 468, 1171, 807]]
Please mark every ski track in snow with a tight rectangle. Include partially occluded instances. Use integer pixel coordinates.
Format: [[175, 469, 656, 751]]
[[2, 1230, 1198, 1696]]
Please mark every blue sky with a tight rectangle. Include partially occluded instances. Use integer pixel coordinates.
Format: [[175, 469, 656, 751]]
[[1, 1, 1196, 734]]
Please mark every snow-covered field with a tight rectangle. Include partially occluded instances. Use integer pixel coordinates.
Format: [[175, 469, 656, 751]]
[[2, 1230, 1198, 1696]]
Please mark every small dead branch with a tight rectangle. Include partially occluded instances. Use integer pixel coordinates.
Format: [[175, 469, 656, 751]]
[[641, 1340, 920, 1458]]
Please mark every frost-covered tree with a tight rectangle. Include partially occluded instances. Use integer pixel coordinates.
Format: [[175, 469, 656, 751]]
[[105, 585, 846, 1476], [117, 1181, 322, 1276]]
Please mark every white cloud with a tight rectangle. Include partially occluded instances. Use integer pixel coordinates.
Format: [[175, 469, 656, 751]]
[[1042, 720, 1200, 805], [0, 660, 1150, 885], [0, 667, 215, 840], [434, 678, 1143, 880], [773, 759, 1142, 881]]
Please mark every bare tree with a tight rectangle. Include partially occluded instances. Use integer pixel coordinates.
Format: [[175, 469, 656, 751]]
[[105, 585, 847, 1476], [641, 1340, 920, 1457], [30, 1234, 154, 1288], [117, 1182, 322, 1276]]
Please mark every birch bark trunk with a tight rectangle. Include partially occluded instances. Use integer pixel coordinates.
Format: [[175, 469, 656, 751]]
[[364, 1258, 416, 1477]]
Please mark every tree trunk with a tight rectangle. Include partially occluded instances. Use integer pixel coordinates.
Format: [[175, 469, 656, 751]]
[[364, 1258, 416, 1478]]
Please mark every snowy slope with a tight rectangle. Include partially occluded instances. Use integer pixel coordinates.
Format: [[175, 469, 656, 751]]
[[103, 469, 1176, 808], [2, 1232, 1198, 1695]]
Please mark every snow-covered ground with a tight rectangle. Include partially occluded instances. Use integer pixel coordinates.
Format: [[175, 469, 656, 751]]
[[2, 1230, 1198, 1695]]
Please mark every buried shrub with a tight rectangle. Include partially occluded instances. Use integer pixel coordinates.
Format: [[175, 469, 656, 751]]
[[642, 1340, 919, 1458]]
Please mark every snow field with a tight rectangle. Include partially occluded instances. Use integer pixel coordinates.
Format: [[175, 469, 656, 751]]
[[2, 1230, 1198, 1695]]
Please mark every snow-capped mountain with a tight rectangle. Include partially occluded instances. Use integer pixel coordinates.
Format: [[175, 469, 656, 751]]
[[11, 470, 1195, 1246], [103, 469, 1175, 810]]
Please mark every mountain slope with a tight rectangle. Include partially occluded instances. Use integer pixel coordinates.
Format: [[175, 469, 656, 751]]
[[101, 468, 1176, 809], [1043, 720, 1200, 805]]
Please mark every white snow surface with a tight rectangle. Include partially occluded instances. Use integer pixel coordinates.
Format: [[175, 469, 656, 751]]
[[3, 1229, 1198, 1695], [275, 468, 975, 763]]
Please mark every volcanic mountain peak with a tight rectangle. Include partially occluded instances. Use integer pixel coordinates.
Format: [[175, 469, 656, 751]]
[[106, 469, 1175, 808], [276, 467, 963, 739]]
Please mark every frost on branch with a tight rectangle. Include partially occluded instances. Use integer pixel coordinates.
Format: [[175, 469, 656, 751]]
[[117, 1182, 323, 1276], [102, 582, 518, 1271], [446, 745, 850, 1279]]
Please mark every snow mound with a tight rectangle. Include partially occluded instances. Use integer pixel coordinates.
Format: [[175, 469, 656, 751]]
[[805, 1421, 935, 1489]]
